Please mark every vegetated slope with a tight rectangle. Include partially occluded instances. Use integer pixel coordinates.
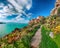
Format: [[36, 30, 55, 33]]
[[40, 26, 58, 48], [45, 8, 60, 29]]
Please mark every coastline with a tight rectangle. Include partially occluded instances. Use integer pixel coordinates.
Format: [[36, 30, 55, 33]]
[[0, 0, 60, 48], [0, 16, 44, 44], [0, 23, 28, 38]]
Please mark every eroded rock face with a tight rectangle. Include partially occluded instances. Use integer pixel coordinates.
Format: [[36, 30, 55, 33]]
[[56, 0, 60, 3], [51, 0, 60, 15]]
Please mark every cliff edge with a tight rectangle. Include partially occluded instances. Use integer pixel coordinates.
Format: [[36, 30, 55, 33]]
[[51, 0, 60, 15]]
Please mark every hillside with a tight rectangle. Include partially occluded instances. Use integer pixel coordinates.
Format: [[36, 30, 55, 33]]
[[0, 0, 60, 48], [44, 0, 60, 28], [39, 0, 60, 48]]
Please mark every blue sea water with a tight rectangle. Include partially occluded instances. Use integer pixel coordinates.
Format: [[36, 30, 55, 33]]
[[0, 23, 28, 38]]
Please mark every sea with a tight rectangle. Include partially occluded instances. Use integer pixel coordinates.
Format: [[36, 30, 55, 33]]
[[0, 23, 28, 38]]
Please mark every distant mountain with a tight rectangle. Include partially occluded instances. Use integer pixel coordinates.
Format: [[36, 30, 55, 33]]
[[0, 22, 6, 24]]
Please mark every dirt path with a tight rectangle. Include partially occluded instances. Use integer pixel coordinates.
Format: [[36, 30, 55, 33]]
[[31, 26, 42, 48]]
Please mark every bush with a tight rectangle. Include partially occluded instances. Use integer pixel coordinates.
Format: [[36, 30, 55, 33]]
[[52, 25, 60, 34], [57, 8, 60, 15]]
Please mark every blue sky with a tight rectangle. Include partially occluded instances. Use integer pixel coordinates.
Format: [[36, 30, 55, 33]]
[[0, 0, 56, 23], [29, 0, 56, 18]]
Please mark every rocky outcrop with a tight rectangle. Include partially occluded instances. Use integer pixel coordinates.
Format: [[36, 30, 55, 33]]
[[29, 16, 44, 25], [51, 0, 60, 15]]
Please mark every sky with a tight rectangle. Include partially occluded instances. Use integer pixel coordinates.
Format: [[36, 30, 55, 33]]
[[0, 0, 56, 23], [29, 0, 56, 18]]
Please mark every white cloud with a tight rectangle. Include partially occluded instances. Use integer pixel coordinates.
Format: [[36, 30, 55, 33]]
[[7, 0, 23, 12], [0, 3, 4, 8], [16, 0, 32, 10], [0, 18, 29, 23], [15, 14, 22, 20], [26, 4, 32, 10], [0, 5, 15, 18], [0, 0, 32, 23]]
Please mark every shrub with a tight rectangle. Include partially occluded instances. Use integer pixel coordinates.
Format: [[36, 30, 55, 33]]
[[57, 8, 60, 15], [52, 25, 60, 34]]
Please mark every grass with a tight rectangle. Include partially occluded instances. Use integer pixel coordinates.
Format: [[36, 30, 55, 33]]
[[40, 26, 58, 48], [53, 34, 60, 48]]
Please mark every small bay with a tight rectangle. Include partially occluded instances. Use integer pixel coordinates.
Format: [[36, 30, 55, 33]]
[[0, 23, 28, 38]]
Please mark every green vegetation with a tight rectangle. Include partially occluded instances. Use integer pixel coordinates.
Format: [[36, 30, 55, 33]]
[[0, 6, 60, 48], [57, 8, 60, 15], [53, 34, 60, 48], [39, 7, 60, 48], [0, 24, 40, 48], [40, 26, 58, 48]]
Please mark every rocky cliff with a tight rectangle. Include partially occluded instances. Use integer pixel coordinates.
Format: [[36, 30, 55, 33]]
[[51, 0, 60, 15]]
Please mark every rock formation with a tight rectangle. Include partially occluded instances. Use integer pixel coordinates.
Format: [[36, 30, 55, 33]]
[[29, 16, 44, 25], [51, 0, 60, 15]]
